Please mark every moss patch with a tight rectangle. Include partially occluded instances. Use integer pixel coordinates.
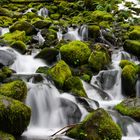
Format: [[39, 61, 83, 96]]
[[0, 131, 15, 140]]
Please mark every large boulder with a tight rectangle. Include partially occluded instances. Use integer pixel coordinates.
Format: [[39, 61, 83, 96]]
[[47, 60, 72, 88], [115, 98, 140, 121], [9, 21, 36, 35], [60, 40, 91, 67], [0, 95, 31, 135], [0, 80, 27, 101], [0, 49, 16, 67], [128, 26, 140, 40], [64, 76, 87, 97], [67, 108, 122, 140], [0, 131, 15, 140]]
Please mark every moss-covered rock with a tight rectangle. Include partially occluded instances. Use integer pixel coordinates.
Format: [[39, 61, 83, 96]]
[[0, 16, 13, 27], [60, 40, 91, 67], [48, 60, 72, 88], [50, 13, 61, 20], [88, 44, 110, 71], [119, 60, 136, 69], [64, 76, 87, 97], [129, 26, 140, 40], [0, 67, 12, 82], [0, 131, 15, 140], [81, 74, 91, 83], [9, 21, 36, 35], [35, 48, 59, 65], [67, 108, 122, 140], [88, 25, 100, 39], [10, 41, 27, 54], [2, 30, 27, 44], [0, 7, 13, 17], [115, 98, 140, 121], [36, 66, 49, 75], [124, 40, 140, 56], [0, 80, 27, 101], [0, 95, 31, 135], [122, 65, 137, 96]]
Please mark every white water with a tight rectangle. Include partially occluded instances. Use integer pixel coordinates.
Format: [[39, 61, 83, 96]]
[[37, 7, 48, 18], [0, 28, 9, 36]]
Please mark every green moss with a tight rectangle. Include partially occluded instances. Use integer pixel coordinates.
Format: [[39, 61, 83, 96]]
[[0, 16, 13, 27], [0, 7, 13, 17], [50, 13, 61, 20], [67, 108, 122, 140], [2, 30, 27, 44], [124, 40, 140, 56], [0, 131, 15, 140], [9, 21, 36, 35], [0, 95, 31, 135], [88, 25, 100, 39], [122, 65, 137, 96], [115, 98, 140, 121], [0, 80, 27, 101], [60, 40, 91, 67], [36, 66, 49, 75], [11, 41, 27, 54], [119, 60, 136, 69], [81, 74, 91, 83], [64, 76, 87, 97], [47, 60, 72, 88], [0, 67, 12, 82], [129, 26, 140, 40]]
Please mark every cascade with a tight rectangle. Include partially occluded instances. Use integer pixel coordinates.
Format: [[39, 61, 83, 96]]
[[37, 7, 49, 18]]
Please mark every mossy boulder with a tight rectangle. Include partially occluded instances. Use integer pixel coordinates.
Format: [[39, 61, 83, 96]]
[[9, 21, 36, 35], [81, 74, 91, 83], [115, 98, 140, 121], [88, 25, 100, 39], [35, 48, 59, 65], [0, 80, 27, 101], [124, 40, 140, 56], [0, 131, 15, 140], [91, 10, 113, 23], [2, 30, 27, 44], [0, 67, 12, 82], [129, 26, 140, 40], [60, 40, 91, 67], [48, 60, 72, 88], [0, 7, 13, 17], [0, 95, 31, 135], [67, 108, 122, 140], [10, 41, 27, 54], [64, 76, 87, 97], [33, 20, 52, 29], [119, 60, 136, 69], [121, 65, 137, 96], [50, 13, 61, 20]]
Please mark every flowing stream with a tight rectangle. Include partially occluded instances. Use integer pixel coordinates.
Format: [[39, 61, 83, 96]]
[[1, 23, 140, 140]]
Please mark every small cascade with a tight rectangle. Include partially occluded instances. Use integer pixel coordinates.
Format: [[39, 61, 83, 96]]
[[78, 25, 88, 41], [37, 7, 48, 18], [10, 49, 46, 74], [37, 31, 45, 46], [136, 77, 140, 97], [24, 8, 34, 14], [0, 27, 9, 36]]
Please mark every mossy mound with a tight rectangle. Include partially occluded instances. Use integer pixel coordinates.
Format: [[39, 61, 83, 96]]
[[64, 76, 87, 97], [88, 43, 110, 71], [121, 65, 137, 96], [119, 60, 137, 69], [0, 7, 13, 17], [129, 26, 140, 40], [36, 66, 49, 75], [88, 25, 100, 39], [33, 20, 52, 29], [11, 41, 27, 54], [9, 21, 36, 35], [0, 67, 12, 82], [124, 40, 140, 56], [2, 30, 27, 44], [0, 16, 13, 27], [60, 40, 91, 67], [48, 60, 72, 88], [0, 95, 31, 135], [67, 108, 122, 140], [35, 48, 59, 65], [50, 13, 61, 20], [115, 98, 140, 121], [0, 80, 27, 101], [0, 131, 15, 140]]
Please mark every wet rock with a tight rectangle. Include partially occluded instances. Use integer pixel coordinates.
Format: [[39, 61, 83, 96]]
[[33, 20, 52, 29], [66, 108, 122, 140], [115, 98, 140, 121], [60, 98, 82, 124], [0, 95, 31, 135], [0, 49, 16, 67]]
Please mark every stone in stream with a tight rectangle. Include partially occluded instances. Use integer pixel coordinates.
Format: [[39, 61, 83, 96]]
[[0, 95, 31, 136]]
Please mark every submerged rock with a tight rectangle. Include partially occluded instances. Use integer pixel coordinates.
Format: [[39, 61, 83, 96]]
[[47, 60, 72, 88], [60, 40, 91, 67], [0, 80, 27, 101], [115, 98, 140, 121], [0, 131, 15, 140], [64, 76, 87, 97], [66, 108, 122, 140], [0, 95, 31, 135]]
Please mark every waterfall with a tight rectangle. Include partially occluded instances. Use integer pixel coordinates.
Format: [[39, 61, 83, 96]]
[[37, 7, 48, 18], [0, 27, 9, 36]]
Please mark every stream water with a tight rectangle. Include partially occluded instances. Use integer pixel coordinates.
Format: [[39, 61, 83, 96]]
[[1, 7, 140, 139]]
